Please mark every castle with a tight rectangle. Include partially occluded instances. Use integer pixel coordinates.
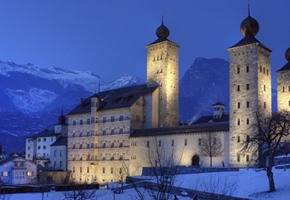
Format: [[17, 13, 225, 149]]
[[26, 12, 290, 184]]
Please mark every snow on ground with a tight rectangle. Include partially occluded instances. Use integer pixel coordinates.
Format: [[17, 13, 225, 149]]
[[6, 168, 290, 200], [176, 168, 290, 200]]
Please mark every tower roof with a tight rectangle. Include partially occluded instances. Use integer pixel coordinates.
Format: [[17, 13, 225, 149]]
[[228, 14, 271, 51], [277, 48, 290, 72], [149, 16, 174, 45]]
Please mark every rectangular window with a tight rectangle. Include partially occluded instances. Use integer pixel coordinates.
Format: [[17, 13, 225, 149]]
[[246, 155, 250, 162], [246, 84, 249, 90], [87, 119, 90, 124], [237, 102, 240, 109], [73, 120, 76, 126], [73, 167, 75, 173], [119, 115, 123, 121], [198, 138, 201, 145], [237, 85, 240, 92], [38, 146, 40, 150], [146, 141, 149, 148], [247, 101, 250, 108], [43, 138, 46, 142], [87, 167, 89, 173], [237, 155, 240, 162], [237, 136, 240, 143], [80, 120, 83, 125], [237, 67, 240, 74], [120, 128, 123, 134], [158, 140, 161, 147], [103, 117, 106, 123], [246, 118, 250, 125], [27, 171, 33, 177], [289, 86, 290, 92], [260, 65, 262, 72], [80, 167, 82, 173], [103, 167, 105, 174], [237, 119, 240, 125], [43, 146, 46, 149], [246, 135, 250, 143], [54, 150, 57, 157], [2, 171, 8, 177], [264, 85, 266, 91], [264, 102, 267, 109], [171, 140, 174, 147], [111, 116, 114, 122], [184, 139, 187, 146], [111, 167, 113, 174], [283, 87, 285, 92], [246, 66, 249, 72]]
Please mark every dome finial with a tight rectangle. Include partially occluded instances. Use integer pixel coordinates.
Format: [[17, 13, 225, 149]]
[[155, 11, 170, 39], [240, 1, 259, 37]]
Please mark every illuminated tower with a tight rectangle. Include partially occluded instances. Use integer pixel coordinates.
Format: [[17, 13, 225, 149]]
[[146, 18, 179, 127], [277, 48, 290, 112], [228, 13, 272, 167]]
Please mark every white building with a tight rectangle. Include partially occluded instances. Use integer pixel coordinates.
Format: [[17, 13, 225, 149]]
[[25, 114, 67, 168], [0, 153, 37, 185]]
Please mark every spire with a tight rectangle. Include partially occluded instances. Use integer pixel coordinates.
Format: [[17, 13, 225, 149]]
[[248, 0, 251, 16], [162, 10, 164, 24]]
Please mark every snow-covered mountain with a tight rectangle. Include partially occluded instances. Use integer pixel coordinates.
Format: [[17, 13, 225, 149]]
[[0, 60, 144, 152]]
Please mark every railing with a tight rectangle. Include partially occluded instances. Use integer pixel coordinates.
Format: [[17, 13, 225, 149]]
[[33, 156, 50, 160], [68, 131, 130, 138]]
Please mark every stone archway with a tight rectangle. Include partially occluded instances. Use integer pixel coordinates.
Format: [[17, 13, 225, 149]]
[[192, 155, 200, 166]]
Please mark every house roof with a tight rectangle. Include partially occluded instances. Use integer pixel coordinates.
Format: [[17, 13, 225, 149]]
[[68, 84, 158, 115], [192, 114, 229, 124], [51, 136, 67, 147], [229, 36, 271, 52], [27, 129, 58, 139], [0, 154, 35, 166], [130, 122, 229, 138]]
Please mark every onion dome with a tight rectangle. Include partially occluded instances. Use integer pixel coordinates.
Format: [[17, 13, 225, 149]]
[[58, 114, 66, 125], [240, 16, 259, 37], [285, 48, 290, 62], [156, 20, 170, 39]]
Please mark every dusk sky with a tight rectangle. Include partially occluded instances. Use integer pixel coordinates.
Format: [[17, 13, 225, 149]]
[[0, 0, 289, 83]]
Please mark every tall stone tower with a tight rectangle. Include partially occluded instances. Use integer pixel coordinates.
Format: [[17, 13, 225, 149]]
[[277, 48, 290, 112], [228, 14, 272, 167], [146, 19, 179, 127]]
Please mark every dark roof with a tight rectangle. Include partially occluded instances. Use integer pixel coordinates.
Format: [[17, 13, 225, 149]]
[[277, 62, 290, 72], [68, 84, 158, 115], [51, 136, 67, 147], [229, 36, 271, 52], [130, 122, 229, 138], [192, 114, 229, 124], [148, 38, 179, 46], [27, 129, 57, 139], [0, 154, 33, 166], [213, 102, 225, 106]]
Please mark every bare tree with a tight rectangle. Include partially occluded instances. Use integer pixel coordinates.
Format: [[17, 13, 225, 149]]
[[145, 139, 182, 200], [241, 111, 290, 192], [62, 174, 100, 200], [113, 161, 130, 194], [199, 134, 223, 167]]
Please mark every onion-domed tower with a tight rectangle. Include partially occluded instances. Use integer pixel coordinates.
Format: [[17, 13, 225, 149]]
[[277, 48, 290, 112], [228, 12, 272, 167], [54, 112, 68, 135], [146, 16, 179, 127]]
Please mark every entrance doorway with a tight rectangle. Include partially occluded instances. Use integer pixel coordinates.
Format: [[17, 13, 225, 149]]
[[192, 155, 200, 166]]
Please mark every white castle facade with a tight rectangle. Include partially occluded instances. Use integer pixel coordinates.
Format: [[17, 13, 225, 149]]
[[46, 13, 289, 184]]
